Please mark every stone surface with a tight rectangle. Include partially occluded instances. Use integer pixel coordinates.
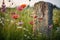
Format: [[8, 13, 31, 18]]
[[33, 1, 53, 35]]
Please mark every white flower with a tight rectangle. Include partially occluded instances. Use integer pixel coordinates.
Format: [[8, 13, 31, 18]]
[[0, 19, 1, 21], [17, 26, 22, 28], [0, 21, 3, 23], [23, 28, 29, 31], [23, 28, 26, 30], [2, 23, 4, 26], [11, 20, 14, 23], [24, 35, 27, 37], [27, 36, 30, 38], [2, 17, 4, 20], [5, 14, 8, 16], [16, 23, 19, 25], [6, 19, 9, 21]]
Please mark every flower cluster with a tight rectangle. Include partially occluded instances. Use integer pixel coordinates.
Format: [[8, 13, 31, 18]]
[[1, 3, 6, 12]]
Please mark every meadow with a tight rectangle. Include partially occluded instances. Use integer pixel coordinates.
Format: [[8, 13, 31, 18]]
[[0, 7, 60, 40]]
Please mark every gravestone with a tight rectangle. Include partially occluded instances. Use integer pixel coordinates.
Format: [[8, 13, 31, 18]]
[[33, 1, 54, 36]]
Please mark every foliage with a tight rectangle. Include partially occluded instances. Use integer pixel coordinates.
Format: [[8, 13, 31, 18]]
[[0, 8, 60, 40]]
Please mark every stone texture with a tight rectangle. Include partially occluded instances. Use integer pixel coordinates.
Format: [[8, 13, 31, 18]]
[[33, 1, 53, 35]]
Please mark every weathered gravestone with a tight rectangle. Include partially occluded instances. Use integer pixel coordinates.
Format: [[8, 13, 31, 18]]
[[33, 1, 54, 36]]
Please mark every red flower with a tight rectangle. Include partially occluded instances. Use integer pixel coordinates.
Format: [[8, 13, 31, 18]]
[[12, 14, 19, 19], [30, 21, 34, 25], [17, 4, 26, 11], [20, 4, 26, 8], [34, 16, 37, 18]]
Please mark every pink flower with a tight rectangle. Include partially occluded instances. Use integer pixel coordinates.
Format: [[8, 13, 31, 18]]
[[17, 6, 23, 11], [17, 4, 26, 11]]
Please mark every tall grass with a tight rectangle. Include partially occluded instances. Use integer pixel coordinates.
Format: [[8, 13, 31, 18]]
[[0, 8, 60, 40]]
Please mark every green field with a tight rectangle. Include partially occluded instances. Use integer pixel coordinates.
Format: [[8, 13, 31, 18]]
[[0, 7, 60, 40]]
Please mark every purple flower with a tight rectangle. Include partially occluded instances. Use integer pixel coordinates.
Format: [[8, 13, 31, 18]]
[[1, 2, 6, 12], [48, 24, 53, 29], [17, 21, 24, 26]]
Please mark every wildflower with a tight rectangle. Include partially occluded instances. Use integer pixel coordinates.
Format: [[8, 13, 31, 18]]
[[30, 21, 34, 25], [1, 17, 4, 20], [48, 24, 53, 29], [0, 21, 3, 23], [17, 6, 23, 11], [11, 20, 14, 23], [17, 26, 22, 29], [23, 28, 26, 30], [27, 36, 30, 39], [17, 21, 24, 26], [20, 4, 26, 8], [34, 16, 37, 18], [11, 14, 19, 19], [24, 35, 27, 37], [1, 2, 6, 12], [0, 19, 1, 21], [17, 4, 26, 11], [23, 28, 29, 31], [5, 14, 8, 16], [6, 19, 9, 21], [2, 23, 4, 26]]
